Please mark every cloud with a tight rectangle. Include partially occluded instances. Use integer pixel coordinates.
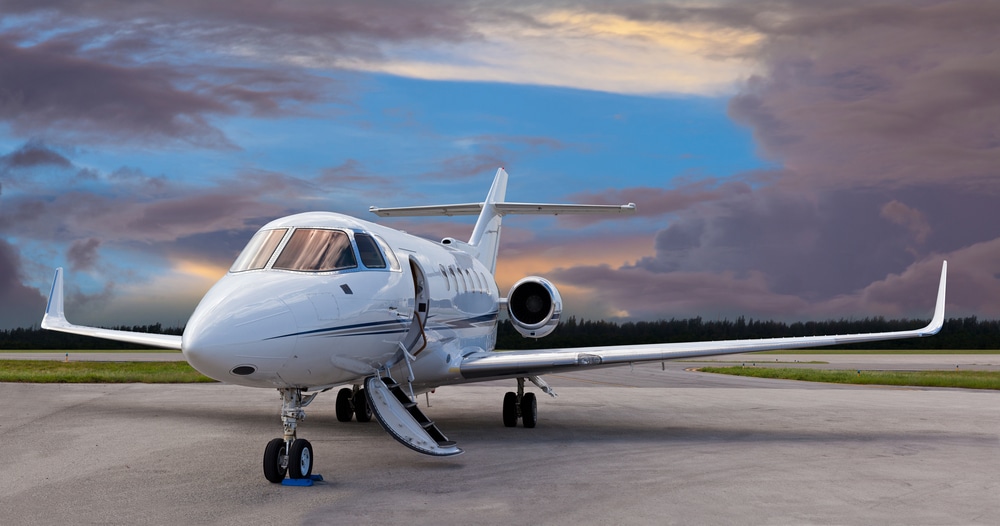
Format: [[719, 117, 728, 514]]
[[0, 24, 329, 148], [532, 1, 1000, 322], [363, 7, 762, 95], [727, 1, 1000, 190], [0, 239, 47, 329], [880, 200, 930, 244], [1, 2, 761, 99], [0, 36, 232, 147], [0, 140, 72, 170], [67, 238, 101, 271]]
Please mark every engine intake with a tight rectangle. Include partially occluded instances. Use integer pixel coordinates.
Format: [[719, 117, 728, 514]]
[[506, 277, 562, 338]]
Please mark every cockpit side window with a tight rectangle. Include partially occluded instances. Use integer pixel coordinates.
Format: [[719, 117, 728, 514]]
[[230, 228, 287, 272], [272, 229, 357, 272], [372, 235, 401, 272], [355, 233, 386, 269]]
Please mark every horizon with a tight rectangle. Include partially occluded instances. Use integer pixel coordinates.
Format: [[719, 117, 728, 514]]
[[2, 2, 999, 330]]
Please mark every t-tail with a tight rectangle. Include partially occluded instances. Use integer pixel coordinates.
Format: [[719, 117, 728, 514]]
[[369, 168, 636, 273]]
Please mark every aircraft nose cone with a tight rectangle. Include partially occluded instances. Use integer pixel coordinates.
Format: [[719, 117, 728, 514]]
[[182, 291, 297, 382]]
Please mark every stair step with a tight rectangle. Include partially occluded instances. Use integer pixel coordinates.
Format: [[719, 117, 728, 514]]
[[364, 375, 462, 457]]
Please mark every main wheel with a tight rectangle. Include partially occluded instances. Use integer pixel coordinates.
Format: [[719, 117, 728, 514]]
[[263, 438, 287, 483], [287, 438, 313, 480], [354, 388, 372, 423], [335, 388, 354, 422], [502, 392, 518, 427], [521, 392, 537, 428]]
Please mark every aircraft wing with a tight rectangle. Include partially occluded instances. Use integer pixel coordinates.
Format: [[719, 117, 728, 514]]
[[40, 268, 184, 350], [461, 261, 948, 380]]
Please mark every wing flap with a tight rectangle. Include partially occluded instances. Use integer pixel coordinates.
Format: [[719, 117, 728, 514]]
[[462, 261, 947, 380]]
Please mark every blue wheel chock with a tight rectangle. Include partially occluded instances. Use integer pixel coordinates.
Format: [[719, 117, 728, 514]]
[[281, 474, 323, 487]]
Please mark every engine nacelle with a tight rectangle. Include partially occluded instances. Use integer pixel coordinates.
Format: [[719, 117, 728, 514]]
[[505, 277, 562, 338]]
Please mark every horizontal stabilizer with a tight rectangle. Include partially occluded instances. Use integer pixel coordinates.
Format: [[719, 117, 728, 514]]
[[370, 202, 636, 217]]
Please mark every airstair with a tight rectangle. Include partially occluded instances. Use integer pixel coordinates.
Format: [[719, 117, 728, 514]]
[[364, 376, 463, 456]]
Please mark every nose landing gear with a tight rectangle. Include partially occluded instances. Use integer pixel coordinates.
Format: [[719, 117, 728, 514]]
[[263, 388, 322, 485]]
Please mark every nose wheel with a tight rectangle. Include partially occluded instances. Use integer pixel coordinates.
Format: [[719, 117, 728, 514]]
[[264, 388, 321, 484]]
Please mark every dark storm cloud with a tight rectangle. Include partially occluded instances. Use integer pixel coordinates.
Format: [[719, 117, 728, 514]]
[[0, 168, 310, 245], [0, 0, 475, 42], [0, 141, 72, 170], [0, 36, 234, 147], [67, 238, 101, 271], [0, 1, 483, 147], [726, 1, 1000, 189], [0, 239, 47, 328], [546, 1, 1000, 320]]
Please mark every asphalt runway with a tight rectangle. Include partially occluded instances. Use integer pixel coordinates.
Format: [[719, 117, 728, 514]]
[[0, 361, 997, 525]]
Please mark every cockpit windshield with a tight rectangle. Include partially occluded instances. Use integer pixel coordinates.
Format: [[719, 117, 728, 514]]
[[230, 228, 287, 272], [272, 229, 357, 272]]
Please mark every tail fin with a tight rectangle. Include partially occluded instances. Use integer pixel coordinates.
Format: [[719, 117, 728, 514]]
[[369, 168, 635, 274], [467, 168, 509, 274]]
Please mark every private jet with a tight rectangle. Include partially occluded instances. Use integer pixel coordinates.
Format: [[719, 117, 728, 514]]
[[42, 168, 948, 484]]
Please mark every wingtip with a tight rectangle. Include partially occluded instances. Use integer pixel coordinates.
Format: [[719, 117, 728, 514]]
[[922, 260, 947, 335], [41, 267, 67, 329]]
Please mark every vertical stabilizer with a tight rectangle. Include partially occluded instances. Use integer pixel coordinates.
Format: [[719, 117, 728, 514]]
[[468, 168, 508, 274]]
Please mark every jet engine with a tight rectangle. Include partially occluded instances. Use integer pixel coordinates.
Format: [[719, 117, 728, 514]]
[[505, 277, 562, 338]]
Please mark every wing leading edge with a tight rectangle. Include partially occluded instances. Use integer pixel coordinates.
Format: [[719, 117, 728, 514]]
[[41, 268, 183, 350], [461, 261, 948, 380]]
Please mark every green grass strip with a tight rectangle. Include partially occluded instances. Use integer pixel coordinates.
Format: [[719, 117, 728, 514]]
[[0, 349, 182, 354], [755, 349, 1000, 355], [699, 366, 1000, 390], [0, 360, 215, 383]]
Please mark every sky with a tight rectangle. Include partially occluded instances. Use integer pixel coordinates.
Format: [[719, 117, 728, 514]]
[[2, 0, 999, 330]]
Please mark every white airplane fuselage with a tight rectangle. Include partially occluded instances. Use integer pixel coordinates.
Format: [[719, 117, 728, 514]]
[[182, 211, 498, 390]]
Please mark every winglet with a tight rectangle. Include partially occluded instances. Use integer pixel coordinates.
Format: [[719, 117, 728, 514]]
[[41, 267, 68, 330], [921, 260, 947, 336], [39, 267, 184, 350]]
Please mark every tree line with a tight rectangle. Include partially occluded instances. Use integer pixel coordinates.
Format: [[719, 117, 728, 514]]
[[1, 316, 997, 350], [498, 316, 996, 350]]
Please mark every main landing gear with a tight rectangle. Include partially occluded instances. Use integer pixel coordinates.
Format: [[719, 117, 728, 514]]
[[263, 388, 321, 484], [502, 377, 538, 428], [334, 386, 372, 423]]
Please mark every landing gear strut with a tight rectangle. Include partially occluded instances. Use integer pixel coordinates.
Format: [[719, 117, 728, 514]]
[[263, 388, 318, 483], [502, 378, 537, 428]]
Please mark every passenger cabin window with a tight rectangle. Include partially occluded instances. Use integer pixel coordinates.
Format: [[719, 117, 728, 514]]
[[272, 229, 357, 272], [354, 233, 386, 269], [230, 228, 287, 272], [440, 265, 450, 291]]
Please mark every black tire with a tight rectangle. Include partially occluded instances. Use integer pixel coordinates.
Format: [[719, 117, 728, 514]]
[[502, 392, 518, 428], [263, 438, 287, 483], [521, 392, 537, 428], [354, 388, 372, 423], [335, 388, 354, 422], [287, 438, 313, 480]]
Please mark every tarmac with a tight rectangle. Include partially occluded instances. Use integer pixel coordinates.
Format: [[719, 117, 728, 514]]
[[0, 359, 997, 525]]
